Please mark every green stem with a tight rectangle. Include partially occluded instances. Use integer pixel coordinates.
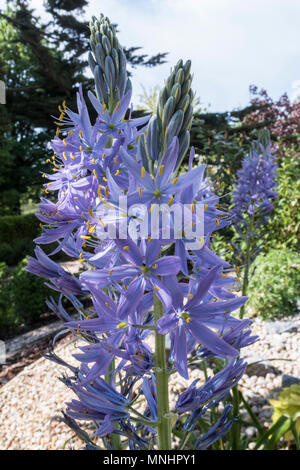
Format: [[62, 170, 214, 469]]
[[230, 386, 241, 450], [240, 237, 251, 319], [153, 294, 171, 450]]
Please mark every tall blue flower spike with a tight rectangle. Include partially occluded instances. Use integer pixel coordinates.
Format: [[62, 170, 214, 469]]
[[26, 13, 257, 450], [230, 130, 278, 318]]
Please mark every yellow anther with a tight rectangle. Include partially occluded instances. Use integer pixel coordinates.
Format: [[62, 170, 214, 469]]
[[63, 139, 67, 146], [59, 112, 64, 121], [80, 146, 83, 152], [105, 185, 108, 197], [152, 264, 158, 269], [215, 218, 220, 226], [204, 204, 208, 212], [154, 286, 159, 292], [102, 152, 106, 160], [62, 100, 66, 110], [98, 186, 102, 199], [89, 224, 97, 234], [115, 169, 120, 176], [103, 176, 107, 182], [80, 235, 91, 240], [113, 157, 118, 165], [92, 158, 95, 164], [78, 258, 86, 262], [172, 177, 178, 185], [236, 266, 240, 274], [93, 169, 98, 177], [123, 246, 130, 250], [108, 269, 113, 275], [141, 167, 145, 178], [187, 293, 193, 299], [88, 206, 95, 218], [158, 165, 164, 176], [199, 238, 204, 248], [62, 151, 67, 160], [117, 321, 127, 329], [68, 130, 75, 136], [80, 130, 83, 138], [167, 196, 174, 206], [105, 302, 111, 307], [70, 153, 76, 160], [149, 204, 156, 213], [191, 204, 195, 214], [139, 187, 143, 197], [98, 216, 105, 227]]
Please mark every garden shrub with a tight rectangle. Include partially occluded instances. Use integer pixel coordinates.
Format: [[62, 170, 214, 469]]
[[0, 213, 69, 265], [265, 144, 300, 251], [0, 257, 57, 337], [0, 262, 16, 332], [0, 213, 39, 265], [248, 248, 300, 319]]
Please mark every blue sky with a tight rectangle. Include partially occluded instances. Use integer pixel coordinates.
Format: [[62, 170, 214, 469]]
[[3, 0, 300, 111]]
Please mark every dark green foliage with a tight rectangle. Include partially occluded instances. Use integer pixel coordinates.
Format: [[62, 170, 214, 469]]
[[0, 213, 39, 265], [248, 248, 300, 319], [190, 108, 268, 205], [265, 145, 300, 251], [0, 213, 69, 265], [0, 257, 57, 337]]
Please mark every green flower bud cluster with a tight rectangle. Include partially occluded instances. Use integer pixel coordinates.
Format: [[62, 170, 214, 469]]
[[137, 59, 194, 173], [158, 59, 194, 168], [89, 14, 131, 112]]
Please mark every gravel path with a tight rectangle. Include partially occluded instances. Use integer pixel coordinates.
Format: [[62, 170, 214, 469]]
[[1, 315, 300, 450]]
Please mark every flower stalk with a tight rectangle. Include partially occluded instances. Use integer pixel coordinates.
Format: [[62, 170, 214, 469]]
[[154, 294, 171, 450]]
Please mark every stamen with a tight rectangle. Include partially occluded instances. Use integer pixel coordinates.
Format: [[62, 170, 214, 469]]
[[88, 206, 95, 218], [167, 196, 174, 206]]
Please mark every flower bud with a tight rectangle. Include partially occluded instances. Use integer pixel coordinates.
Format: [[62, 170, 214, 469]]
[[89, 14, 131, 112], [157, 59, 194, 168]]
